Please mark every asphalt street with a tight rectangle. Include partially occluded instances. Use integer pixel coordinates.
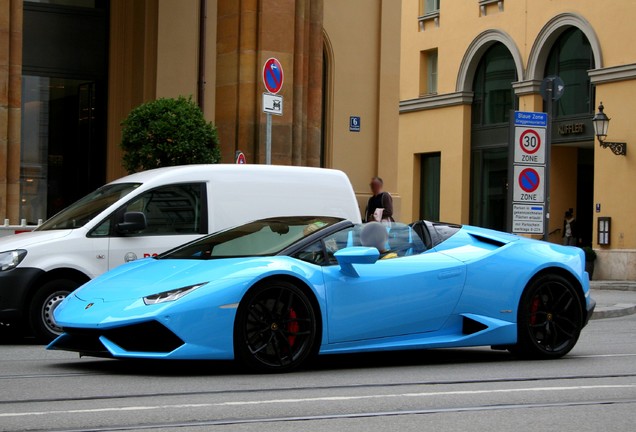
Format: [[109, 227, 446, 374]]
[[1, 297, 635, 432]]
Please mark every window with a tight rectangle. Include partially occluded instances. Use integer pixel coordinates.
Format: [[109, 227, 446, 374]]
[[420, 153, 441, 221], [420, 49, 438, 95], [470, 148, 508, 231], [419, 0, 440, 30], [544, 28, 594, 117], [472, 43, 517, 126], [423, 0, 440, 14], [117, 183, 205, 236]]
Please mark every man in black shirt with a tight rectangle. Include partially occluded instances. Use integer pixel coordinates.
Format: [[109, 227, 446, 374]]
[[365, 176, 394, 222]]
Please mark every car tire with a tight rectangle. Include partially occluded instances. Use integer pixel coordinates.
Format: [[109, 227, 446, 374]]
[[234, 280, 318, 372], [29, 279, 79, 343], [510, 274, 583, 359]]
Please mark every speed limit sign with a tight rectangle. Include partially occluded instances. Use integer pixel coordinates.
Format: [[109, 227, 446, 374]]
[[514, 127, 546, 164]]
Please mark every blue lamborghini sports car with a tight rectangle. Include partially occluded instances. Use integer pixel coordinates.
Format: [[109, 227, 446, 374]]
[[48, 216, 595, 372]]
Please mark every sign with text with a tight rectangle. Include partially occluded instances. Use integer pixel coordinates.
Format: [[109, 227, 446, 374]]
[[512, 204, 545, 234], [510, 110, 549, 235], [514, 111, 547, 128], [514, 127, 546, 164], [513, 165, 544, 203]]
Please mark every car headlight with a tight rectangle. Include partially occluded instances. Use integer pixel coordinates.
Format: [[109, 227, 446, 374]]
[[0, 250, 27, 272], [143, 282, 208, 305]]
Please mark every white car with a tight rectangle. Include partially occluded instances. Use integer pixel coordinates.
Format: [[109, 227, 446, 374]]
[[0, 164, 361, 341]]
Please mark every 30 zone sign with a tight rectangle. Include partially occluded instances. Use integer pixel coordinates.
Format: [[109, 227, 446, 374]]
[[514, 127, 546, 164]]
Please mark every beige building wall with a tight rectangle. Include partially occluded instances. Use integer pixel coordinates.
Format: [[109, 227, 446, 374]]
[[324, 0, 401, 218]]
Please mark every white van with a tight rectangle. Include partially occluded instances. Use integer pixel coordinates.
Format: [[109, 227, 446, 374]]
[[0, 165, 361, 341]]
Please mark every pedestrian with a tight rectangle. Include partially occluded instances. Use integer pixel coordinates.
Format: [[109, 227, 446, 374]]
[[365, 176, 395, 223], [562, 209, 578, 246]]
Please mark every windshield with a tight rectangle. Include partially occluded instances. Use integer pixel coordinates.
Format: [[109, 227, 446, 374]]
[[37, 183, 141, 231], [160, 217, 342, 260]]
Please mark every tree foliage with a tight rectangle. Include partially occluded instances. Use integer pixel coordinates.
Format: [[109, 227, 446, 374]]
[[120, 96, 221, 173]]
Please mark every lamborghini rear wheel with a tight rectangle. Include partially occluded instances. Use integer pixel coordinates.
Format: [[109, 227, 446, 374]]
[[234, 280, 318, 372], [511, 274, 583, 359]]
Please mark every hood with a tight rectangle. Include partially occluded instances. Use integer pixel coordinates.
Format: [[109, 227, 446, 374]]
[[0, 229, 74, 251], [73, 257, 282, 302]]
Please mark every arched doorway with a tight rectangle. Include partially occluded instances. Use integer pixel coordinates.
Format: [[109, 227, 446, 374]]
[[543, 27, 595, 246], [469, 43, 518, 230]]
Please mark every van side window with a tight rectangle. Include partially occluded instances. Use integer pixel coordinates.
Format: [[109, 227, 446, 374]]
[[119, 183, 205, 236]]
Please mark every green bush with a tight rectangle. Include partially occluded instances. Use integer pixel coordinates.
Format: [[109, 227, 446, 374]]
[[120, 96, 221, 173]]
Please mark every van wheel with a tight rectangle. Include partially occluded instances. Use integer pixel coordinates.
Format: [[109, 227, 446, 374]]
[[29, 279, 79, 343]]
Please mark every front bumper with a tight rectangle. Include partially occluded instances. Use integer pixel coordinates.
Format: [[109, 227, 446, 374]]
[[0, 267, 44, 323]]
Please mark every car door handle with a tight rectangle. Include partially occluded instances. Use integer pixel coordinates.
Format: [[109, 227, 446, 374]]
[[438, 269, 463, 280]]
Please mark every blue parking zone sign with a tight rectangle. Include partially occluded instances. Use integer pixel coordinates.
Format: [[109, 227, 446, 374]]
[[349, 116, 361, 132]]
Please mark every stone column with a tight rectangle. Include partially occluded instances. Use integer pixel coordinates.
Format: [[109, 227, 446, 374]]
[[215, 0, 323, 166], [0, 0, 22, 223]]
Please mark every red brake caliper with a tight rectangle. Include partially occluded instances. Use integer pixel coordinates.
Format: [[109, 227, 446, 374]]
[[529, 296, 541, 325], [287, 308, 299, 347]]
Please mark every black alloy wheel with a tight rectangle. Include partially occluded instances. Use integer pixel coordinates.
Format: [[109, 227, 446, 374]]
[[511, 274, 584, 359], [234, 280, 318, 372]]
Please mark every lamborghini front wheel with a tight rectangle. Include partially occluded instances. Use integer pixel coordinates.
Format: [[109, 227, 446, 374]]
[[234, 280, 318, 372]]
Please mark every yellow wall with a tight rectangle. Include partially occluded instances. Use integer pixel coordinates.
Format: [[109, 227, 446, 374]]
[[323, 0, 401, 218], [398, 105, 470, 223], [593, 81, 636, 249]]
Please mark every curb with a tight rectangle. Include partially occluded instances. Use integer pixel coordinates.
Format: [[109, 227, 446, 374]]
[[589, 283, 636, 320], [591, 304, 636, 320], [589, 281, 636, 292]]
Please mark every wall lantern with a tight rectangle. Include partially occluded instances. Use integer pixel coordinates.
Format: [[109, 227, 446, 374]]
[[592, 102, 627, 156]]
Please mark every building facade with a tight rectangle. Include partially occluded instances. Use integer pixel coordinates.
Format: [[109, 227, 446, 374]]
[[0, 0, 399, 225], [399, 0, 636, 279], [1, 0, 635, 279]]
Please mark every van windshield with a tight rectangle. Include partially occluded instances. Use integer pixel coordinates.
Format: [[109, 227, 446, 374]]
[[37, 183, 141, 231]]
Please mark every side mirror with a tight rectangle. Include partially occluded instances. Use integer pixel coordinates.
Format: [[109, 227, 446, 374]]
[[334, 247, 379, 277], [116, 211, 147, 234]]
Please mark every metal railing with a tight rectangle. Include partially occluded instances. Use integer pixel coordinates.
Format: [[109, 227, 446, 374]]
[[0, 219, 42, 237]]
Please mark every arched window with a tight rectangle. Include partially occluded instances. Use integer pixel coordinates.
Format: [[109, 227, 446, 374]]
[[544, 28, 594, 117], [470, 43, 517, 231], [472, 43, 518, 126]]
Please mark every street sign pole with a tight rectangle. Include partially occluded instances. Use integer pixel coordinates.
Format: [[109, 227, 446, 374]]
[[544, 81, 553, 241], [265, 113, 272, 165], [261, 58, 284, 166]]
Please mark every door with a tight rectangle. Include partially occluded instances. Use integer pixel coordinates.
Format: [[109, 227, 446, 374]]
[[92, 183, 207, 269], [320, 229, 467, 344]]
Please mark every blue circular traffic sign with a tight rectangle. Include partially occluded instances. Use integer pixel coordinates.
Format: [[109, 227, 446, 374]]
[[519, 168, 540, 193], [263, 58, 284, 94]]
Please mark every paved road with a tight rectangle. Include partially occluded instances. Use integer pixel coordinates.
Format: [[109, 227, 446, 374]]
[[1, 312, 635, 432]]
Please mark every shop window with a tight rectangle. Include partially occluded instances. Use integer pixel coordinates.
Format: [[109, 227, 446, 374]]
[[471, 43, 517, 126], [419, 49, 438, 95], [420, 153, 441, 221], [544, 28, 594, 117]]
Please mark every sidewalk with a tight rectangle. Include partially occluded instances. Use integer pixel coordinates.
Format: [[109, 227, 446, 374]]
[[589, 280, 636, 320]]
